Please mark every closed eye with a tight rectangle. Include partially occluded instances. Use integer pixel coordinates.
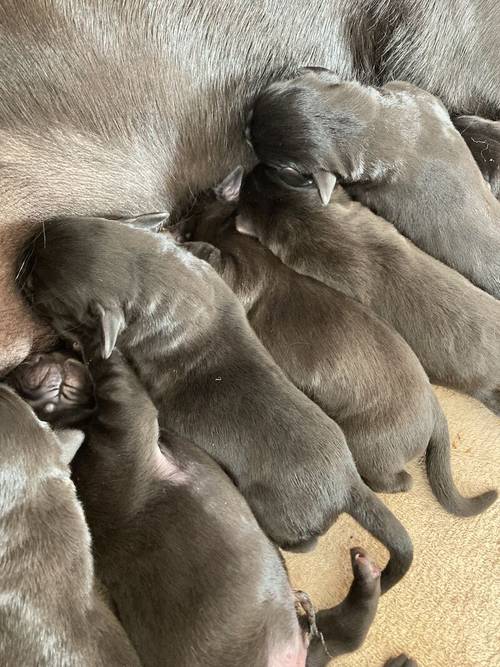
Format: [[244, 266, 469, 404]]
[[274, 166, 314, 188]]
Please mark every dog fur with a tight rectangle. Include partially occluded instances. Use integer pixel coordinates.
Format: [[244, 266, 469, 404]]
[[231, 166, 500, 416], [248, 73, 500, 297], [0, 384, 141, 667]]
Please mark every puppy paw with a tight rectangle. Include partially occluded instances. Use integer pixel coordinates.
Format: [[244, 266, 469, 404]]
[[293, 589, 318, 640], [350, 547, 381, 592], [10, 351, 94, 425]]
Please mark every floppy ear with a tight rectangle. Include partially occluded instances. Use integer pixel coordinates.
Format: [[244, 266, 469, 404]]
[[95, 303, 125, 359], [121, 211, 170, 233], [312, 171, 337, 206], [54, 428, 85, 465], [214, 166, 244, 202]]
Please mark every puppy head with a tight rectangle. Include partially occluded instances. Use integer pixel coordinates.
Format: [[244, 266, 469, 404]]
[[248, 69, 373, 204], [18, 212, 169, 359], [234, 163, 325, 241], [173, 167, 242, 244]]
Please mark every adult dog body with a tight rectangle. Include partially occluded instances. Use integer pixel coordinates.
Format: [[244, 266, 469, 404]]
[[1, 0, 500, 370]]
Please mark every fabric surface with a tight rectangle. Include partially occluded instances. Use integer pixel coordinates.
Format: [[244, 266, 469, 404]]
[[285, 387, 500, 667]]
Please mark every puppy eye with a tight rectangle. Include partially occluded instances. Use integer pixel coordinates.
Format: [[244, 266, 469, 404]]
[[276, 167, 314, 188]]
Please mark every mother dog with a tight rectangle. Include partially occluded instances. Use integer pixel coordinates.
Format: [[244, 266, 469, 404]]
[[0, 0, 499, 370]]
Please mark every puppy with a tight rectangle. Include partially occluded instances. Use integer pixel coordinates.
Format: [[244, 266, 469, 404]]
[[230, 165, 500, 417], [248, 70, 500, 298], [18, 214, 413, 592], [0, 384, 141, 667], [173, 172, 495, 516], [454, 115, 500, 199], [12, 350, 383, 666]]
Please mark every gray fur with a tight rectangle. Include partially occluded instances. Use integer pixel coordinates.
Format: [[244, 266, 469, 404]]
[[248, 74, 500, 297], [174, 185, 496, 516], [233, 166, 500, 416], [0, 384, 141, 667], [20, 215, 413, 592], [12, 350, 384, 666], [2, 0, 500, 371]]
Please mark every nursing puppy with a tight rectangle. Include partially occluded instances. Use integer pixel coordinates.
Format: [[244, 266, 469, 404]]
[[174, 174, 495, 515], [248, 70, 500, 298], [12, 350, 383, 667], [454, 115, 500, 199], [19, 215, 412, 591], [230, 165, 500, 417], [0, 385, 141, 667]]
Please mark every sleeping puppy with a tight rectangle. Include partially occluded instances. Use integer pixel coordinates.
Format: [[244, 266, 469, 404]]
[[0, 384, 141, 667], [12, 350, 383, 667], [18, 214, 412, 592], [228, 165, 500, 417], [248, 70, 500, 298], [173, 173, 495, 516], [454, 115, 500, 199]]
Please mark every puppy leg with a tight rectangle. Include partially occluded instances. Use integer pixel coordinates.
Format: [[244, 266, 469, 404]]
[[362, 470, 413, 494], [70, 349, 168, 550], [306, 548, 381, 666], [384, 654, 418, 666], [8, 351, 95, 426]]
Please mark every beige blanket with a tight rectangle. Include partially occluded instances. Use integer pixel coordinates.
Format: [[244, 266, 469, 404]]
[[286, 388, 500, 667]]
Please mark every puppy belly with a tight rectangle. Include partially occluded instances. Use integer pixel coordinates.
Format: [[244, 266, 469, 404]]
[[268, 631, 307, 667]]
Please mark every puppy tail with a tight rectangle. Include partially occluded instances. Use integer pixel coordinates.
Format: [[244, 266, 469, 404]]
[[426, 397, 497, 517], [347, 483, 413, 594]]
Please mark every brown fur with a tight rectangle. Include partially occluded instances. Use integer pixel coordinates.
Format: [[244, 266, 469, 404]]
[[1, 0, 500, 372], [233, 166, 500, 416], [249, 74, 500, 297], [173, 182, 496, 517], [12, 350, 384, 666], [19, 214, 413, 591]]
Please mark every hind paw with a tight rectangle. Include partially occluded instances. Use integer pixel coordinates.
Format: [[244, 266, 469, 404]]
[[9, 351, 94, 425]]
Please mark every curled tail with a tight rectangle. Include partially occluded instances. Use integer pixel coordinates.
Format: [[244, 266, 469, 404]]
[[426, 396, 497, 517], [347, 482, 413, 594]]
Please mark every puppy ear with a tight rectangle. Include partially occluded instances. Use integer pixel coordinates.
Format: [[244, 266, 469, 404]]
[[214, 166, 244, 202], [312, 171, 336, 206], [95, 303, 125, 359], [54, 428, 85, 465], [121, 211, 170, 233]]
